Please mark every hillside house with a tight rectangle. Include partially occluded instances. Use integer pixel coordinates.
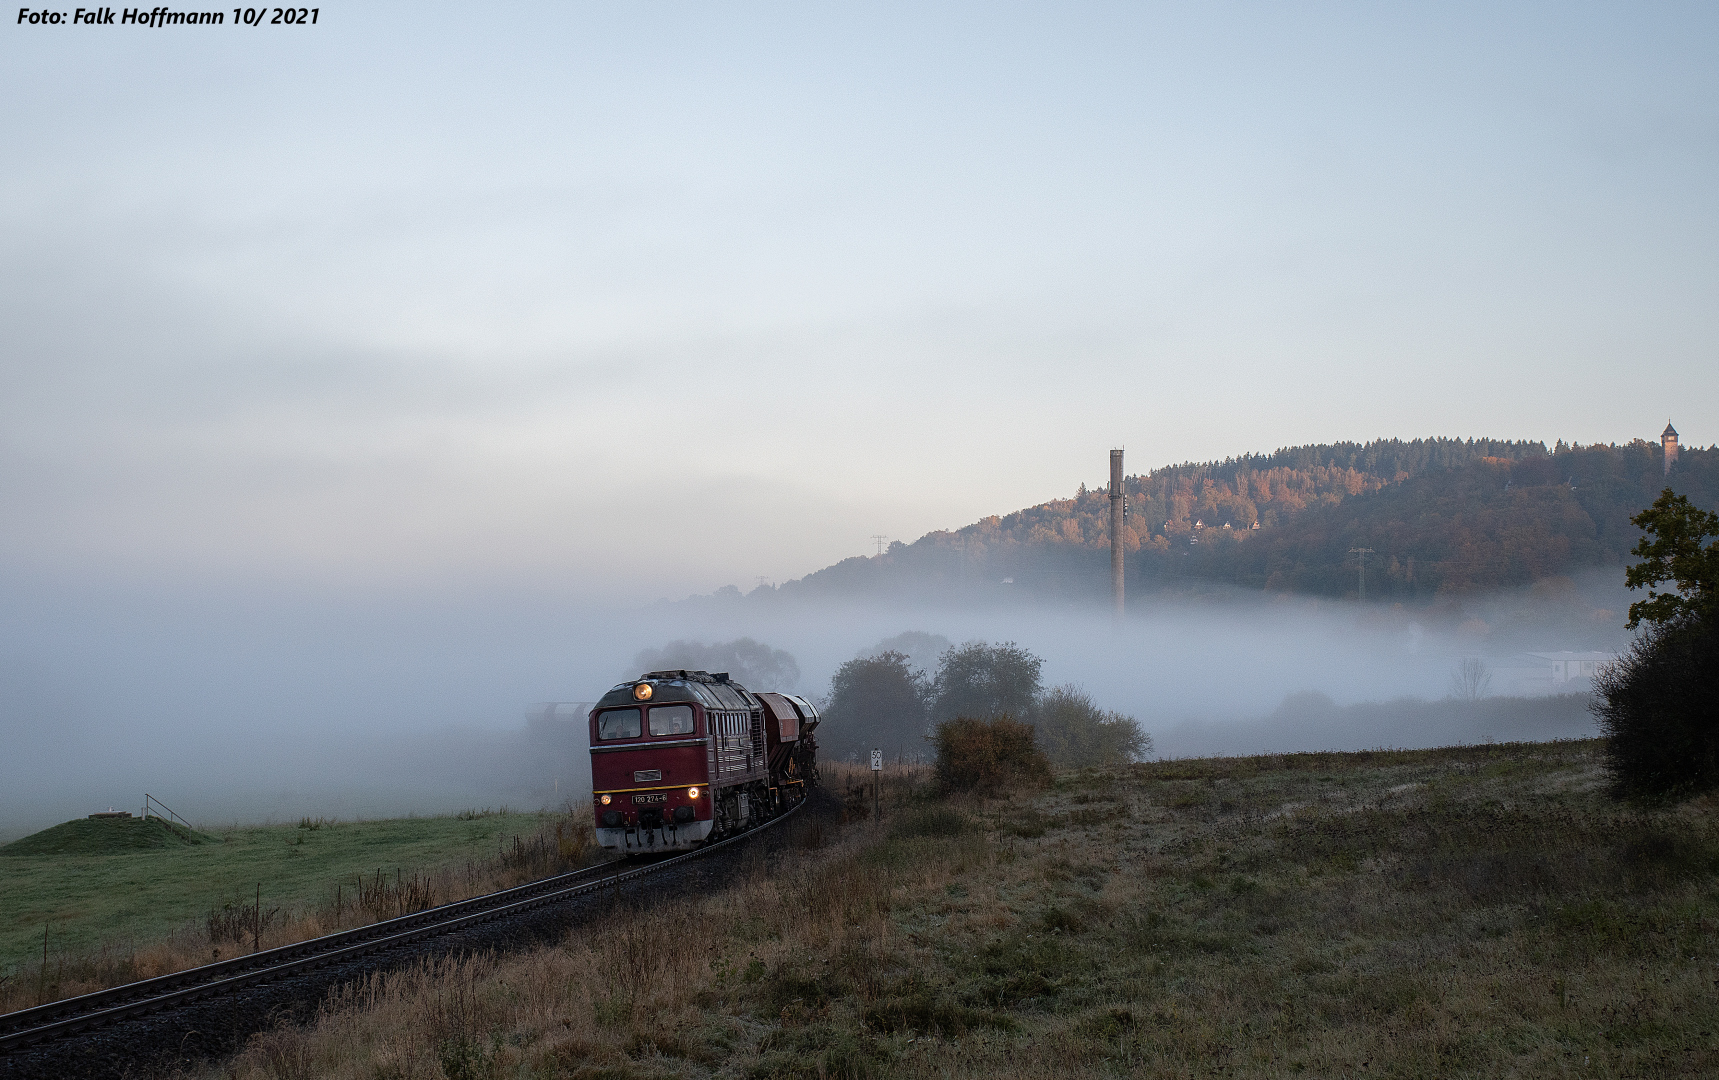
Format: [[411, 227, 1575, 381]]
[[1496, 652, 1620, 695]]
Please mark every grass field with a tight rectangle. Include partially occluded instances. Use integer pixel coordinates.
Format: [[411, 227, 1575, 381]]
[[0, 808, 590, 1009], [204, 742, 1719, 1079]]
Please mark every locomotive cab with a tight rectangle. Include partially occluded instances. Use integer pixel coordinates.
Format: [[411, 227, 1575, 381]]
[[589, 669, 811, 853], [587, 667, 814, 852], [590, 693, 712, 851]]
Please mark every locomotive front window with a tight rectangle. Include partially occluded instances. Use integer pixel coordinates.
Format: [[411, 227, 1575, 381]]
[[596, 708, 641, 740], [649, 704, 695, 736]]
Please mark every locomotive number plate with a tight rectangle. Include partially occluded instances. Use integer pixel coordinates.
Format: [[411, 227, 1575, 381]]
[[632, 793, 666, 804]]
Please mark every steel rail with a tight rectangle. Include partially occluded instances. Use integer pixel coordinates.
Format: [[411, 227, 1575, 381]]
[[0, 800, 805, 1053]]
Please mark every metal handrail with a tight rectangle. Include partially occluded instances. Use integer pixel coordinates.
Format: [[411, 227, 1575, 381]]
[[141, 794, 195, 837]]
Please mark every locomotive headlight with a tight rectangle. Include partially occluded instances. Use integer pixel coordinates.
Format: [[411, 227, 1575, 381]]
[[687, 787, 700, 799], [633, 682, 653, 701], [600, 794, 612, 805]]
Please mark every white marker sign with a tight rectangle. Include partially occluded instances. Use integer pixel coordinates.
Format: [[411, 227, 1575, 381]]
[[870, 749, 882, 771]]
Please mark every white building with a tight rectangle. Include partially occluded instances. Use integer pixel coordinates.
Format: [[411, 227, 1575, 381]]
[[1496, 651, 1620, 695], [1529, 651, 1619, 684]]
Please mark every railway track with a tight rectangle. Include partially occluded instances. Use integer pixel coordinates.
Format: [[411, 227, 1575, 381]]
[[0, 801, 805, 1056]]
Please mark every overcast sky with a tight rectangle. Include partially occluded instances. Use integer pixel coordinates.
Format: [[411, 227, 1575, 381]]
[[4, 1, 1715, 599]]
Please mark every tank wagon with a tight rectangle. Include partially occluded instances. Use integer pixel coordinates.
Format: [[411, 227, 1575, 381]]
[[588, 669, 819, 853]]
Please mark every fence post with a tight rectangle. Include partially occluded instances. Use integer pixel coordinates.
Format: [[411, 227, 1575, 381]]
[[38, 923, 48, 1005]]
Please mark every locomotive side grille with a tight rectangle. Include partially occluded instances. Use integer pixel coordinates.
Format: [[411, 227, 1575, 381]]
[[715, 710, 751, 775]]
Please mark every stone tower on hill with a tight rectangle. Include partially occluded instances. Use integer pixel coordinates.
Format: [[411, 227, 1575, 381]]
[[1662, 422, 1679, 474]]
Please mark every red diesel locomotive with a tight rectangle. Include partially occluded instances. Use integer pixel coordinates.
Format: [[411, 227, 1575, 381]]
[[588, 669, 819, 853]]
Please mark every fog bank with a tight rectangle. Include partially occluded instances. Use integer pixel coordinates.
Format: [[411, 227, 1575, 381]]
[[0, 570, 1631, 840], [1155, 692, 1598, 760]]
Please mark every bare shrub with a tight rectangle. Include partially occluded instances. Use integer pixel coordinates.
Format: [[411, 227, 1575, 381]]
[[206, 898, 282, 946], [1449, 657, 1492, 701], [353, 869, 438, 922]]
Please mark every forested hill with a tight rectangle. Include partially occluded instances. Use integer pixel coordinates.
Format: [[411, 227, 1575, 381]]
[[743, 437, 1719, 605]]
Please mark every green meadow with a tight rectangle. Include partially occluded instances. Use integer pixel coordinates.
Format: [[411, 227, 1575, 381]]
[[0, 809, 557, 977]]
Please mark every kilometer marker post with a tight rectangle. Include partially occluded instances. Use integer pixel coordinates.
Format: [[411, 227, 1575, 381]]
[[870, 748, 882, 823]]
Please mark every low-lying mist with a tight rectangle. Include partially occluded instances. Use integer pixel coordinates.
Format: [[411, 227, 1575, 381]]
[[0, 570, 1628, 840]]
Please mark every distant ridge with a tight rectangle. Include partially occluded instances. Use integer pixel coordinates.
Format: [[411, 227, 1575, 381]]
[[720, 436, 1717, 606]]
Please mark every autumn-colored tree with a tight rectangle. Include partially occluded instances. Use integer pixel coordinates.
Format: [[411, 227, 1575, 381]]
[[932, 715, 1050, 795]]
